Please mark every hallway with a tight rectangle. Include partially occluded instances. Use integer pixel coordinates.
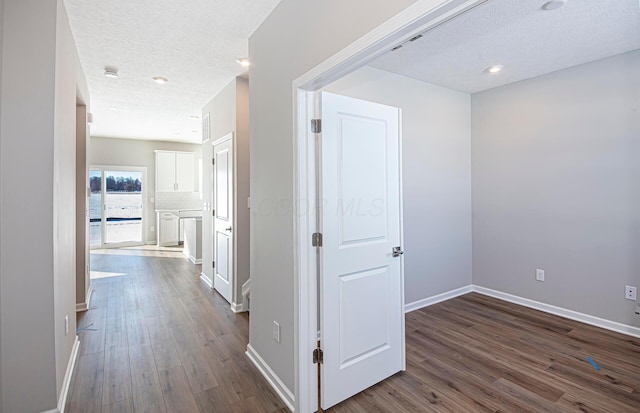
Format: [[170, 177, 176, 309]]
[[68, 246, 288, 412]]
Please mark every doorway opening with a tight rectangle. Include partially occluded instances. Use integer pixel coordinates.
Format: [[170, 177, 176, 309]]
[[294, 0, 640, 410], [90, 166, 147, 248]]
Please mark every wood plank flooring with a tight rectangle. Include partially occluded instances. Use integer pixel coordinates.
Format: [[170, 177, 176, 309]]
[[328, 293, 640, 413], [68, 246, 288, 413], [70, 246, 640, 412]]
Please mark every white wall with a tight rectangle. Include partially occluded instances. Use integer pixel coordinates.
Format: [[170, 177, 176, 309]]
[[90, 137, 202, 243], [0, 0, 88, 411], [326, 66, 472, 304], [472, 50, 640, 327], [249, 0, 418, 394]]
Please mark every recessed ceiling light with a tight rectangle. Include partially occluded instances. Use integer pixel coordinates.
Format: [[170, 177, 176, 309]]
[[190, 115, 199, 120], [104, 67, 119, 78], [173, 132, 181, 136], [237, 57, 250, 67], [152, 76, 168, 84], [110, 107, 118, 111], [485, 65, 504, 74], [192, 130, 198, 133], [542, 0, 566, 10]]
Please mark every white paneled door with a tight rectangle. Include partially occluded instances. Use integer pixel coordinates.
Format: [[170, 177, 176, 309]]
[[320, 92, 404, 409], [213, 137, 234, 304]]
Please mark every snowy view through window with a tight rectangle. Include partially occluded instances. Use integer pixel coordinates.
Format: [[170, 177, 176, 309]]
[[90, 170, 143, 246]]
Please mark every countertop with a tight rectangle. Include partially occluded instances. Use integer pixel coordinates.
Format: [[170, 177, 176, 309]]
[[156, 209, 203, 219]]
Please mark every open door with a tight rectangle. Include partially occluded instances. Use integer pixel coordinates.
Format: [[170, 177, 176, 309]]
[[320, 92, 404, 409], [213, 135, 234, 304]]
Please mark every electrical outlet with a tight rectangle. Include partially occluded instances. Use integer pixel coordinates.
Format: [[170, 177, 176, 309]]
[[273, 321, 280, 343], [65, 315, 69, 336], [536, 269, 545, 282], [625, 286, 637, 301]]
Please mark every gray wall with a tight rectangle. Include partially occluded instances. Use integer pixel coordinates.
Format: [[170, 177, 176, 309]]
[[53, 0, 90, 398], [76, 104, 90, 308], [326, 66, 472, 305], [0, 0, 89, 411], [1, 1, 59, 410], [202, 78, 237, 284], [249, 0, 417, 393], [235, 77, 251, 306], [0, 0, 4, 410], [201, 77, 251, 306], [90, 137, 202, 243], [472, 50, 640, 327]]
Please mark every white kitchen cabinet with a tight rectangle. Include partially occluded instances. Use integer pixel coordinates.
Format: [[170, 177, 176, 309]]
[[176, 152, 195, 192], [156, 152, 177, 192], [155, 151, 195, 192], [157, 212, 178, 246]]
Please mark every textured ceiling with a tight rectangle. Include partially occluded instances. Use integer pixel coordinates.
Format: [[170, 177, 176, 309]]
[[64, 0, 281, 143], [370, 0, 640, 94]]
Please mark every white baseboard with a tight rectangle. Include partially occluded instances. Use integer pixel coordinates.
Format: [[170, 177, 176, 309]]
[[75, 286, 93, 312], [189, 256, 202, 265], [471, 285, 640, 339], [246, 344, 295, 412], [200, 273, 213, 289], [231, 302, 247, 313], [57, 336, 80, 413], [404, 285, 473, 313], [403, 284, 640, 338]]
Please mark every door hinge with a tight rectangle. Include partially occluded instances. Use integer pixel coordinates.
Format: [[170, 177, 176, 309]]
[[312, 232, 323, 247], [212, 209, 215, 216], [212, 261, 215, 267], [311, 119, 322, 134], [313, 348, 323, 364], [212, 158, 215, 165]]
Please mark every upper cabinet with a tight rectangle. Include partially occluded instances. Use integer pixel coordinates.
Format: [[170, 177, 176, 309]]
[[156, 150, 195, 192]]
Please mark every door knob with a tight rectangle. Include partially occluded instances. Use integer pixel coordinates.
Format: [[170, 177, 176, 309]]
[[392, 246, 404, 257], [225, 226, 232, 232]]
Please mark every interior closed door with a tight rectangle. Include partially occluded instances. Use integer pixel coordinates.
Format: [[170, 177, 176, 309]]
[[320, 92, 404, 409], [213, 138, 234, 304]]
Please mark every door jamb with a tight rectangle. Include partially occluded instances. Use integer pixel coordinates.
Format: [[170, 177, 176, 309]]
[[292, 1, 487, 411]]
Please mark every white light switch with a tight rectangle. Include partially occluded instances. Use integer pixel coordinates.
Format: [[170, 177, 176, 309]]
[[536, 269, 545, 282]]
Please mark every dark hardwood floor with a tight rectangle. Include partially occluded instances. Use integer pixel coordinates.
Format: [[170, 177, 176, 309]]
[[329, 293, 640, 413], [68, 246, 288, 413], [70, 246, 640, 412]]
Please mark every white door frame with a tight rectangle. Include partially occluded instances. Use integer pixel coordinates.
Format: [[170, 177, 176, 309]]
[[90, 165, 148, 249], [292, 1, 487, 411]]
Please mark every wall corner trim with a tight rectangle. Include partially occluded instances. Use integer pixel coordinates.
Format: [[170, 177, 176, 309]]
[[471, 285, 640, 339], [246, 344, 295, 412], [404, 285, 473, 313], [231, 302, 246, 313], [200, 273, 213, 289], [57, 336, 80, 413], [75, 286, 94, 312]]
